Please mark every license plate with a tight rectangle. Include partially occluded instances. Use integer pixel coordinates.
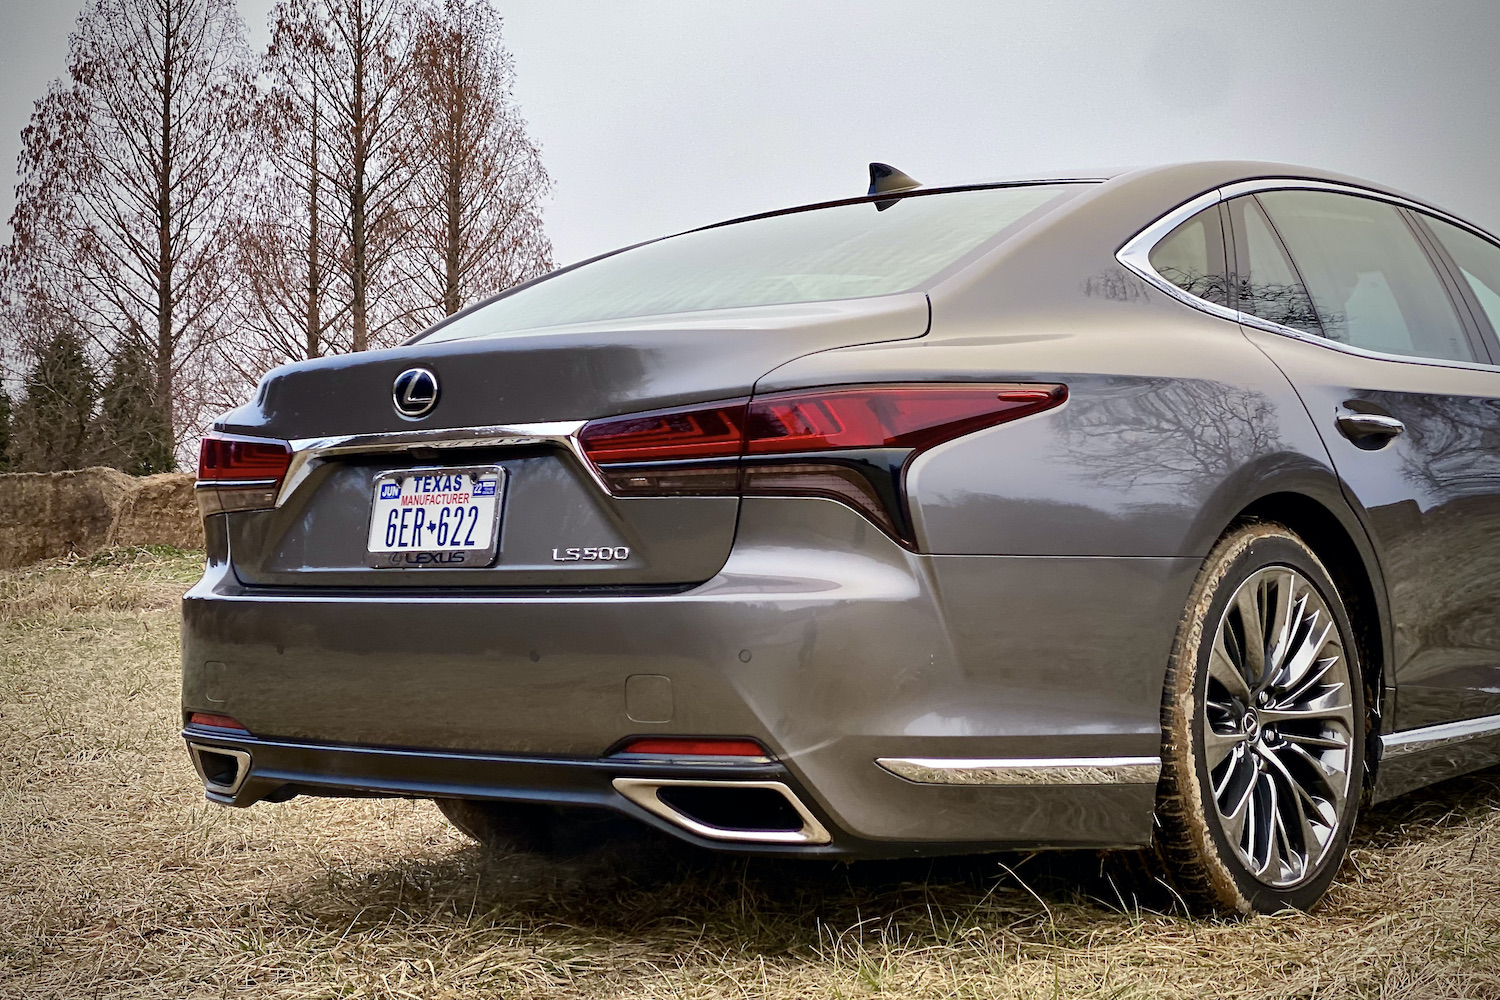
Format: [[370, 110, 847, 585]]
[[366, 467, 505, 568]]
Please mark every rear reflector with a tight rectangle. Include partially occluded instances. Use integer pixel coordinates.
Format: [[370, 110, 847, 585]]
[[196, 432, 293, 516], [187, 712, 250, 733], [617, 737, 769, 759]]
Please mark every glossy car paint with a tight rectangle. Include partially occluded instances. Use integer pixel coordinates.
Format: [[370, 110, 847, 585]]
[[183, 160, 1500, 853]]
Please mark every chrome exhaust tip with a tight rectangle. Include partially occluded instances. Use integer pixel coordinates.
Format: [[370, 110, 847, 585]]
[[612, 777, 832, 845], [187, 742, 252, 796]]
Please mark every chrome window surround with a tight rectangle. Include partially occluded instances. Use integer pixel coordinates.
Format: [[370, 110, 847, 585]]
[[876, 755, 1161, 786], [611, 777, 833, 845], [1116, 177, 1500, 372], [1380, 712, 1500, 759]]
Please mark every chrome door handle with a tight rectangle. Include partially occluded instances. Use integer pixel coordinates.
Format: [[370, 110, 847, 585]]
[[1335, 409, 1404, 444]]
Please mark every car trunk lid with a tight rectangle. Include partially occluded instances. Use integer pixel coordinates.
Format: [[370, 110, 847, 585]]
[[217, 294, 928, 588]]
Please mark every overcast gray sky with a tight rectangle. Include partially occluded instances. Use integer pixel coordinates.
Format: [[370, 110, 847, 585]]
[[3, 0, 1499, 266]]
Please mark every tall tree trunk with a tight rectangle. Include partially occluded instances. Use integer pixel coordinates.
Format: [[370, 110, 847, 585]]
[[349, 15, 369, 352], [305, 90, 322, 358], [156, 0, 177, 436], [443, 128, 461, 315]]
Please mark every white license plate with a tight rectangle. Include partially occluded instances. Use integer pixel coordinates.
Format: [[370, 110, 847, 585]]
[[365, 467, 505, 568]]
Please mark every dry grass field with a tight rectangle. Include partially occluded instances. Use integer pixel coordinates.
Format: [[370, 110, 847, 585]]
[[3, 548, 1500, 999]]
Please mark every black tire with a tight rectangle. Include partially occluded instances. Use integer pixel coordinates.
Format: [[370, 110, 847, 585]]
[[435, 798, 644, 857], [435, 798, 558, 853], [1155, 522, 1366, 915]]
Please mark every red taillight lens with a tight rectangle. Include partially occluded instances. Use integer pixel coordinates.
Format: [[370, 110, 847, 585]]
[[187, 712, 250, 733], [746, 384, 1066, 454], [196, 432, 293, 516], [198, 433, 293, 481], [578, 400, 747, 464], [617, 737, 769, 758]]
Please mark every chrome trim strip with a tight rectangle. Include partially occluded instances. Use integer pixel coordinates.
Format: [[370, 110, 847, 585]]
[[611, 777, 833, 845], [1115, 176, 1500, 374], [194, 478, 278, 490], [1380, 713, 1500, 759], [876, 755, 1161, 786], [277, 419, 592, 506]]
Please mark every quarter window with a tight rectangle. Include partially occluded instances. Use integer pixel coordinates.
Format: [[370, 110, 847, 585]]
[[1148, 207, 1228, 306], [1225, 196, 1321, 335], [1257, 190, 1474, 364], [1424, 215, 1500, 342]]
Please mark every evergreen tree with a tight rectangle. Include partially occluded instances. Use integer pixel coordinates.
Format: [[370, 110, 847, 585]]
[[0, 387, 12, 472], [13, 321, 96, 472], [94, 333, 175, 474]]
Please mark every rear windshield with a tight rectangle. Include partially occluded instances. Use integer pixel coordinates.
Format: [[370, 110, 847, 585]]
[[419, 184, 1080, 342]]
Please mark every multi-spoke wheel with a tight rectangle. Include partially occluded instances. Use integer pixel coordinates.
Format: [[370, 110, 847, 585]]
[[1155, 523, 1365, 915]]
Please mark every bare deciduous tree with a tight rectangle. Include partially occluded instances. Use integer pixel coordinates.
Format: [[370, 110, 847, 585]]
[[3, 0, 252, 456], [303, 0, 420, 352], [226, 0, 350, 383], [398, 0, 551, 329]]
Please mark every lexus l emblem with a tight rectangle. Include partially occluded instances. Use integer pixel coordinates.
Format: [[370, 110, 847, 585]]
[[392, 367, 440, 418]]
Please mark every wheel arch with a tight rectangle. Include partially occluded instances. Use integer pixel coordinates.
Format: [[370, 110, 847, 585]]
[[1227, 490, 1391, 794]]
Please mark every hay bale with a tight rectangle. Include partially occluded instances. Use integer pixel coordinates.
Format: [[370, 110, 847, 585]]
[[0, 468, 202, 569], [108, 473, 202, 551]]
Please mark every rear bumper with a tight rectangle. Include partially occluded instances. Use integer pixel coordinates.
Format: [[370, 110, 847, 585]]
[[181, 728, 1160, 857], [182, 498, 1199, 854]]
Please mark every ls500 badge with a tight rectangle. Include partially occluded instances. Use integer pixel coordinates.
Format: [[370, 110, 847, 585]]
[[553, 546, 630, 562]]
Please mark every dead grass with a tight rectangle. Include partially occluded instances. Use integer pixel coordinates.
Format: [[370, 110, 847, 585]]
[[1, 551, 1499, 998]]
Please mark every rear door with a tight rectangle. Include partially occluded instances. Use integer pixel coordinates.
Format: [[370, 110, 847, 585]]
[[1229, 187, 1500, 730]]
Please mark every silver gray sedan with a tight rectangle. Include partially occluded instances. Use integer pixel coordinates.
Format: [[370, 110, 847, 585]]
[[183, 161, 1500, 915]]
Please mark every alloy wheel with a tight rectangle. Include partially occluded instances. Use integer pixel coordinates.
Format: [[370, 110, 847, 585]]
[[1204, 565, 1356, 888]]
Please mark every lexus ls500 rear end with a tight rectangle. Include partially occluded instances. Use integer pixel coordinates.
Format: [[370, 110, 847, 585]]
[[183, 161, 1500, 915]]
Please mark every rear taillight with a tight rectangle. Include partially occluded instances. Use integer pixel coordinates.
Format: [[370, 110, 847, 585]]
[[577, 400, 747, 463], [580, 383, 1066, 546], [195, 432, 293, 516], [746, 385, 1062, 454]]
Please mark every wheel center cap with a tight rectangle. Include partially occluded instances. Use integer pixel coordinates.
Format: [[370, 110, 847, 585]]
[[1242, 711, 1261, 741]]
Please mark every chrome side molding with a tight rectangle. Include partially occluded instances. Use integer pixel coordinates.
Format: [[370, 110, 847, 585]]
[[1374, 713, 1500, 803], [611, 777, 832, 845], [877, 755, 1161, 786], [1381, 713, 1500, 758]]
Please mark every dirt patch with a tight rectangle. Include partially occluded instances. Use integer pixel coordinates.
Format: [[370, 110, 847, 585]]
[[1, 555, 1498, 998], [0, 469, 202, 569]]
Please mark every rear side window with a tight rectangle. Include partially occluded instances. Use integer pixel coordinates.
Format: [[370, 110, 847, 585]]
[[1148, 207, 1228, 306], [1424, 215, 1500, 340], [1257, 190, 1475, 364], [1225, 196, 1321, 335]]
